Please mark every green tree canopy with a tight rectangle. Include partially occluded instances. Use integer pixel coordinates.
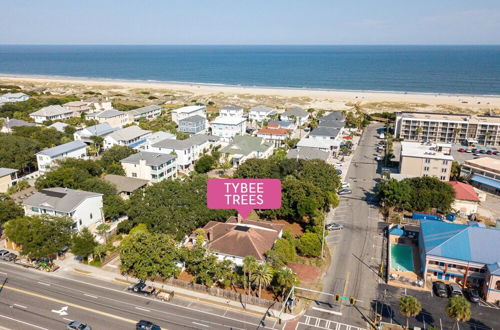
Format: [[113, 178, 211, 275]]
[[266, 237, 296, 268], [296, 232, 322, 257], [0, 135, 40, 172], [445, 296, 471, 328], [99, 145, 137, 175], [194, 155, 216, 174], [4, 215, 73, 259], [71, 228, 98, 258], [0, 194, 24, 225], [399, 295, 422, 329]]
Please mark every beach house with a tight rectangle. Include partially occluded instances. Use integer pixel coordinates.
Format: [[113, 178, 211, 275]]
[[120, 151, 177, 183], [1, 118, 36, 133], [103, 126, 151, 150], [0, 92, 29, 104], [36, 140, 88, 174], [63, 101, 92, 117], [398, 142, 454, 181], [211, 116, 246, 140], [30, 105, 73, 123], [128, 105, 163, 121], [23, 187, 104, 232], [248, 105, 277, 122], [220, 104, 244, 118], [171, 105, 207, 124], [280, 107, 309, 126], [0, 168, 18, 193], [73, 123, 119, 143], [256, 128, 291, 147], [178, 115, 207, 134], [87, 109, 131, 128], [220, 136, 274, 166]]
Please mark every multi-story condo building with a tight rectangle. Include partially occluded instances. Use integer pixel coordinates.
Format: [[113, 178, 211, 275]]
[[460, 157, 500, 195], [398, 142, 454, 181], [121, 151, 177, 183], [220, 104, 244, 118], [395, 112, 500, 146]]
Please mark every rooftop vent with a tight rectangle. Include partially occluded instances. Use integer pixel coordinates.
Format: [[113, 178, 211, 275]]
[[234, 225, 250, 232]]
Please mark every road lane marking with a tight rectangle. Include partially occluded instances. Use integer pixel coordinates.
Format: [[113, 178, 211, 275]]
[[12, 303, 27, 309], [37, 281, 51, 286], [84, 293, 98, 298], [0, 314, 49, 330], [193, 321, 209, 327], [311, 307, 342, 315], [134, 306, 151, 312], [343, 272, 350, 296], [63, 317, 73, 321], [2, 285, 137, 325], [0, 271, 7, 275]]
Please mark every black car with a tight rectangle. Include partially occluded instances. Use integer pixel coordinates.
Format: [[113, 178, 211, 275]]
[[467, 288, 480, 303], [136, 320, 161, 330], [128, 281, 156, 295], [433, 281, 448, 298], [1, 253, 17, 261], [0, 250, 9, 258]]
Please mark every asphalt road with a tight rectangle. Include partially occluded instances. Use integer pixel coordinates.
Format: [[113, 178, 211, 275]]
[[0, 262, 280, 330], [297, 123, 386, 330]]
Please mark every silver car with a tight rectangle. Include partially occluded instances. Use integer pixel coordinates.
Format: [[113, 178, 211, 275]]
[[67, 321, 92, 330]]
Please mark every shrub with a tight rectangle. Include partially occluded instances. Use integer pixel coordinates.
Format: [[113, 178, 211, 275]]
[[296, 232, 322, 257]]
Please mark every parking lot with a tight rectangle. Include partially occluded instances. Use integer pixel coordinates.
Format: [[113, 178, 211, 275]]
[[376, 283, 499, 330], [450, 144, 500, 164]]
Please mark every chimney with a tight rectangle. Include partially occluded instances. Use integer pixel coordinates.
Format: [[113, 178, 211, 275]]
[[206, 229, 212, 242]]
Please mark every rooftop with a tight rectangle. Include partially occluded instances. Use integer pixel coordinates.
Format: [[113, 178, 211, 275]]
[[49, 122, 69, 131], [30, 105, 72, 117], [297, 137, 338, 149], [2, 118, 36, 128], [286, 147, 329, 161], [64, 101, 88, 107], [249, 105, 276, 114], [172, 105, 206, 114], [107, 126, 150, 142], [1, 92, 28, 98], [23, 187, 102, 213], [282, 107, 309, 117], [400, 141, 454, 160], [420, 220, 500, 266], [152, 134, 218, 150], [221, 104, 244, 111], [446, 181, 479, 202], [103, 174, 148, 193], [464, 157, 500, 171], [268, 120, 294, 128], [256, 128, 290, 136], [0, 168, 17, 177], [129, 105, 162, 116], [200, 217, 284, 261], [179, 115, 206, 123], [121, 151, 176, 166], [91, 109, 126, 119], [76, 123, 118, 137], [36, 140, 87, 158], [309, 126, 342, 138], [211, 116, 246, 125], [320, 111, 345, 122], [221, 136, 273, 156], [397, 112, 500, 124]]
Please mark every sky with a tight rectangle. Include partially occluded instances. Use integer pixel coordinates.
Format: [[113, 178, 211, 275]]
[[1, 0, 499, 45]]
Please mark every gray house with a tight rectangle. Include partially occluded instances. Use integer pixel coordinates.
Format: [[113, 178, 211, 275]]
[[178, 115, 207, 134]]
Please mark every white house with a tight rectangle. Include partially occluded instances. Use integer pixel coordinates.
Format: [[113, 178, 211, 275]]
[[280, 107, 310, 126], [248, 105, 277, 122], [128, 105, 162, 121], [220, 104, 244, 118], [256, 128, 291, 147], [86, 109, 131, 128], [103, 126, 151, 150], [121, 151, 177, 183], [30, 105, 73, 123], [150, 134, 221, 170], [1, 118, 36, 133], [0, 92, 29, 104], [63, 101, 91, 117], [220, 136, 274, 166], [83, 98, 113, 113], [73, 123, 118, 143], [171, 105, 207, 124], [141, 131, 177, 151], [36, 140, 88, 174], [296, 137, 337, 153], [211, 116, 246, 140], [446, 181, 480, 216], [23, 187, 104, 232]]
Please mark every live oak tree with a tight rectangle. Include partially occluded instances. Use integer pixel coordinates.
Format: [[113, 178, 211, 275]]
[[0, 194, 24, 225], [194, 155, 216, 173], [4, 215, 73, 259], [99, 145, 137, 175], [71, 228, 98, 259], [0, 135, 40, 172]]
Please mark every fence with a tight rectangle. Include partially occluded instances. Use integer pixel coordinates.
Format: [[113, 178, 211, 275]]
[[159, 277, 283, 311]]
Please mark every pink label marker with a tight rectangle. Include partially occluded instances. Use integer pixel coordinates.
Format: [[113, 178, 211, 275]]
[[207, 179, 282, 219]]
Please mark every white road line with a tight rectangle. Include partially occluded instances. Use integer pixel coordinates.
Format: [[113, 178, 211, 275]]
[[311, 306, 343, 315], [13, 304, 27, 309], [84, 293, 98, 298], [63, 317, 73, 322], [134, 306, 151, 312], [37, 281, 51, 286], [192, 321, 210, 327], [0, 314, 49, 330], [0, 271, 7, 275]]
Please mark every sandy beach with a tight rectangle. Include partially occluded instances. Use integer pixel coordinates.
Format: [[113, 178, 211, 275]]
[[1, 74, 499, 113]]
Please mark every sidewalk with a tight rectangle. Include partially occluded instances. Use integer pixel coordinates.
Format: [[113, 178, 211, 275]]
[[54, 255, 297, 321]]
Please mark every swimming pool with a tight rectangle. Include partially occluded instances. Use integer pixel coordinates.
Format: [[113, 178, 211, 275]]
[[391, 244, 414, 272]]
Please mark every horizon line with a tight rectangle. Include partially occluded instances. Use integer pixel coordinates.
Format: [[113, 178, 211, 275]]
[[1, 43, 500, 47]]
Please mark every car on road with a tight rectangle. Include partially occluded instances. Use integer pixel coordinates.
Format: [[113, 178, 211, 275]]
[[326, 223, 344, 231], [458, 148, 466, 152], [0, 252, 17, 262], [375, 156, 382, 161], [433, 281, 448, 298], [67, 321, 92, 330], [338, 189, 352, 195], [336, 169, 342, 175], [0, 250, 9, 258], [341, 182, 350, 189], [465, 149, 472, 153], [128, 281, 156, 296], [447, 283, 463, 297], [466, 288, 480, 303], [136, 320, 161, 330]]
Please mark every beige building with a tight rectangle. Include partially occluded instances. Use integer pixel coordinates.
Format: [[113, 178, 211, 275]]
[[460, 157, 500, 195], [395, 112, 500, 146], [121, 151, 177, 183], [399, 142, 453, 181], [0, 168, 18, 193], [87, 109, 131, 128]]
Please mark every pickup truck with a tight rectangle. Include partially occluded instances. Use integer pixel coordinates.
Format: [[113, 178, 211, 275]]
[[128, 281, 156, 296]]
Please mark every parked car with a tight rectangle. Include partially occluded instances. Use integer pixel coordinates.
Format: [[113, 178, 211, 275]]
[[338, 189, 352, 195], [472, 148, 477, 153], [67, 321, 92, 330], [479, 149, 486, 154], [493, 151, 499, 155], [433, 281, 448, 298], [0, 250, 9, 258], [326, 223, 344, 231], [447, 283, 464, 297], [465, 149, 472, 153], [466, 288, 480, 303], [458, 148, 466, 152], [128, 281, 156, 296], [136, 320, 161, 330], [486, 150, 493, 155], [1, 253, 17, 262], [336, 169, 342, 175], [341, 182, 350, 189]]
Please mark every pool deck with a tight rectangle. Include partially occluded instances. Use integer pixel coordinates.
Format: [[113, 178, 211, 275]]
[[388, 236, 427, 291]]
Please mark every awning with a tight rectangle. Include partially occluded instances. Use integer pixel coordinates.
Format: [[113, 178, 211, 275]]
[[470, 174, 500, 190]]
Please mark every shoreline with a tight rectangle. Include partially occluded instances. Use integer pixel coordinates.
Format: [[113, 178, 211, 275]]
[[1, 73, 499, 111]]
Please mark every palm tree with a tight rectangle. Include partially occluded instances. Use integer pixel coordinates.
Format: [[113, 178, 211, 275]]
[[445, 296, 471, 330], [276, 268, 299, 301], [415, 126, 423, 140], [453, 128, 461, 144], [399, 295, 422, 329], [251, 264, 273, 297], [242, 256, 258, 295], [96, 223, 111, 244]]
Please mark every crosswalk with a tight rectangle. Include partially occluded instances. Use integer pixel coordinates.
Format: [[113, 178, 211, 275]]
[[297, 315, 367, 330]]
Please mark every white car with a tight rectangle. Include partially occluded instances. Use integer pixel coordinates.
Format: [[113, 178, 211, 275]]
[[375, 156, 382, 161], [341, 182, 350, 189]]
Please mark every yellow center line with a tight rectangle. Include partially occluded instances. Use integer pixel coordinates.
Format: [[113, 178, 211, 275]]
[[2, 285, 137, 325]]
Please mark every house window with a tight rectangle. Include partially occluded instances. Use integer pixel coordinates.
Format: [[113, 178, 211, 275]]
[[424, 167, 429, 171], [32, 207, 40, 213], [425, 159, 431, 163], [132, 172, 137, 178], [442, 168, 447, 173], [440, 176, 446, 180], [443, 160, 449, 165]]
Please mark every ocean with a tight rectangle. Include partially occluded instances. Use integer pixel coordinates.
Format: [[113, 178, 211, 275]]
[[0, 45, 499, 95]]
